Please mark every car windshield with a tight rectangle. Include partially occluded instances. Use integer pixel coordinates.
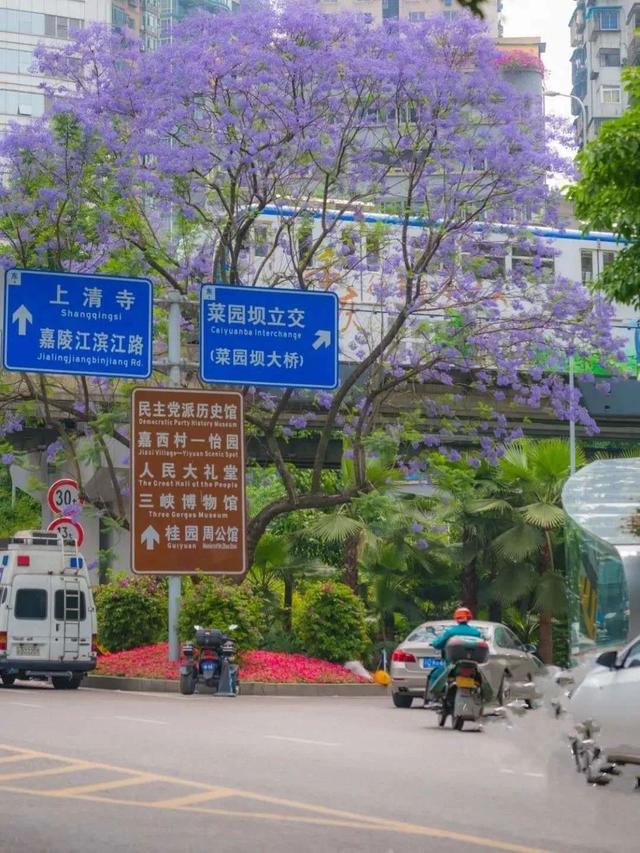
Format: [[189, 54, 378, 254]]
[[406, 624, 489, 643]]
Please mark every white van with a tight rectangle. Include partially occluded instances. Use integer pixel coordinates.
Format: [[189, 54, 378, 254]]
[[0, 530, 97, 689]]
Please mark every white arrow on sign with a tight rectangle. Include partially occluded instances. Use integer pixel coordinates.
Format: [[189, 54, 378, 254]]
[[141, 525, 160, 551], [12, 304, 33, 336], [312, 330, 331, 350]]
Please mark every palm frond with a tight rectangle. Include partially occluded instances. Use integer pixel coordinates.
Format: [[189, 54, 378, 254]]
[[488, 564, 537, 605], [466, 498, 513, 515], [492, 524, 544, 560], [519, 502, 566, 529], [534, 570, 568, 615], [308, 513, 365, 544]]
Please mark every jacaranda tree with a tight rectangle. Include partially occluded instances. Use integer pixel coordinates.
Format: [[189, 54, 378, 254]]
[[0, 2, 625, 566]]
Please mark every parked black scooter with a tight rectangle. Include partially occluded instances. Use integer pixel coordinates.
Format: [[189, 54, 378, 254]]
[[179, 624, 239, 696]]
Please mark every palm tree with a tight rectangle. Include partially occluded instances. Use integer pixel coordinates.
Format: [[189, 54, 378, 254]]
[[249, 531, 333, 632], [470, 439, 585, 663]]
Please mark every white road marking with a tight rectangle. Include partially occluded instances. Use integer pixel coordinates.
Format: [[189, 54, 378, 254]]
[[114, 715, 167, 725], [7, 702, 42, 709], [265, 735, 339, 747], [499, 769, 545, 779]]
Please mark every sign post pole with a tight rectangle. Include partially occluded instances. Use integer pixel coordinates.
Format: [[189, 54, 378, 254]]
[[167, 292, 183, 662]]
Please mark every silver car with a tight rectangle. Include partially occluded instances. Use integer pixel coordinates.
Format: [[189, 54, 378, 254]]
[[390, 620, 544, 708]]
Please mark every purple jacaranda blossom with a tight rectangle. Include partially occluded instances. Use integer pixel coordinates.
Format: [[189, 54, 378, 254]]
[[46, 440, 64, 463], [416, 539, 429, 551], [411, 521, 424, 533], [1, 453, 15, 465]]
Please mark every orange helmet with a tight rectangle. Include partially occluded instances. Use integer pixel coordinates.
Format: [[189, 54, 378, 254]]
[[454, 607, 473, 623]]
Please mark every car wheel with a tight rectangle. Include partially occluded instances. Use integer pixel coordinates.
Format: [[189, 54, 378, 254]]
[[392, 692, 413, 708], [1, 674, 16, 687]]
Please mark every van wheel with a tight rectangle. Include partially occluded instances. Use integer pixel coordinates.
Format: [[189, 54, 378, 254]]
[[1, 674, 16, 687], [52, 674, 82, 690]]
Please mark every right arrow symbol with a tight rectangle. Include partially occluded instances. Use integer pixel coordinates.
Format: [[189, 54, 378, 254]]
[[12, 304, 33, 336], [313, 330, 331, 350], [141, 525, 160, 551]]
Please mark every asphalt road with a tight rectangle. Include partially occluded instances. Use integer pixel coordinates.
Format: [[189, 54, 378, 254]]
[[0, 683, 637, 853]]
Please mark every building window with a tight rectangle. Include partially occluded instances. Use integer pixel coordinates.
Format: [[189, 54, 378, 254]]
[[602, 250, 616, 268], [254, 225, 271, 258], [599, 48, 620, 67], [409, 12, 425, 22], [581, 250, 594, 284], [595, 8, 620, 31], [0, 90, 45, 117], [601, 85, 621, 104], [0, 48, 35, 75]]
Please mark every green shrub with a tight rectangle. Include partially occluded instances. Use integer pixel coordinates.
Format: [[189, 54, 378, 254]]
[[95, 575, 167, 651], [178, 577, 266, 651], [293, 581, 369, 663]]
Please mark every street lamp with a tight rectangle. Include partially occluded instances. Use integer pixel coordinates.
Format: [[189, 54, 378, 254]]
[[543, 90, 585, 478], [544, 90, 588, 151]]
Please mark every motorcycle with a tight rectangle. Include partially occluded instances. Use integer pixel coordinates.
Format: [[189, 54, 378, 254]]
[[179, 624, 239, 696], [437, 636, 491, 731]]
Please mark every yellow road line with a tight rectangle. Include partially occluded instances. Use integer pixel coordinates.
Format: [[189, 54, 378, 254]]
[[148, 788, 236, 808], [0, 754, 40, 766], [50, 774, 159, 797], [0, 744, 553, 853], [0, 763, 91, 782]]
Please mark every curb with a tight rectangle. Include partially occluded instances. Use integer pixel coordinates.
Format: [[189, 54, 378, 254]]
[[85, 675, 389, 697]]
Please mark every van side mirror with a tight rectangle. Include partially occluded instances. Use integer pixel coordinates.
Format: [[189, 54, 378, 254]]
[[596, 650, 618, 670]]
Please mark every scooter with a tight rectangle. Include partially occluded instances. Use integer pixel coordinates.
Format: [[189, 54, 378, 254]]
[[436, 636, 491, 731], [179, 624, 239, 696]]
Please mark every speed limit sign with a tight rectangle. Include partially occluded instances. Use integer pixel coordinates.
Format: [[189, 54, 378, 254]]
[[48, 478, 82, 515], [48, 516, 85, 548]]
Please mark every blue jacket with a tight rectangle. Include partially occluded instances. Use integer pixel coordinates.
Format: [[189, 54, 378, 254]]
[[432, 622, 482, 651]]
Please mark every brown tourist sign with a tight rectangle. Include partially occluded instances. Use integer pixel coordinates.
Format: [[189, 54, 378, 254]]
[[131, 387, 246, 576]]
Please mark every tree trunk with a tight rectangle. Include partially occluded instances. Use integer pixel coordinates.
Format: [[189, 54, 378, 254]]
[[461, 559, 478, 614], [343, 533, 360, 592], [488, 600, 502, 623], [283, 577, 293, 633], [538, 612, 553, 664]]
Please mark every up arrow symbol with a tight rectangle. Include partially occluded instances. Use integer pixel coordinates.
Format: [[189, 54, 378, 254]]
[[141, 525, 160, 551], [12, 304, 32, 336]]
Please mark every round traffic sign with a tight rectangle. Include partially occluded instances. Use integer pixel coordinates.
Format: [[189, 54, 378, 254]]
[[48, 478, 82, 515], [47, 516, 85, 548]]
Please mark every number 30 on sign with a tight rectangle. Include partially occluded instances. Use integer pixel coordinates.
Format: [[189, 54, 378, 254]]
[[47, 478, 82, 515]]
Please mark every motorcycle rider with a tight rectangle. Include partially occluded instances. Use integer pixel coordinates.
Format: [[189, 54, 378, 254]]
[[423, 607, 482, 708]]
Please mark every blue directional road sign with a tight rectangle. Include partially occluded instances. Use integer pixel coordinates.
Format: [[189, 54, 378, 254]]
[[2, 268, 153, 379], [200, 284, 339, 389]]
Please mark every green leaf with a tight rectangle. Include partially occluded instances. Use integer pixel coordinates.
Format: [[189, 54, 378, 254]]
[[308, 513, 365, 544], [492, 524, 544, 560], [519, 502, 566, 529], [534, 571, 568, 615], [466, 498, 513, 515]]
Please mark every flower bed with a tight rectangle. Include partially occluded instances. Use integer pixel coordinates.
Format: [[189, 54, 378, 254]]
[[95, 643, 368, 684]]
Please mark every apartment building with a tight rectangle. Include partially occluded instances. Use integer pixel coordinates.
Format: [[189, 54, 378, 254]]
[[317, 0, 503, 38], [570, 0, 640, 145], [159, 0, 232, 42], [0, 2, 159, 131]]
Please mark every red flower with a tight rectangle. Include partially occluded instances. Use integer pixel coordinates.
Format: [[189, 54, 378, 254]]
[[95, 644, 369, 683]]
